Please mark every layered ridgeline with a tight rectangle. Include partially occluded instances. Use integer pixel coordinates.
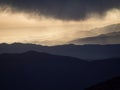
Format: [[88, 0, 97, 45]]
[[71, 31, 120, 45], [0, 51, 120, 90], [70, 23, 120, 45], [0, 43, 120, 60]]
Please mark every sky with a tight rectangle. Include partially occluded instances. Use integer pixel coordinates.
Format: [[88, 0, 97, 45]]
[[0, 0, 120, 46]]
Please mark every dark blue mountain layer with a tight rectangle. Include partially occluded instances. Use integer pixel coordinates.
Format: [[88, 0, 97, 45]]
[[0, 51, 120, 90], [0, 43, 120, 60], [86, 77, 120, 90]]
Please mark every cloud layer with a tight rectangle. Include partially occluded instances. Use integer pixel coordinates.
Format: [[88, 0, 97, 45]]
[[0, 1, 120, 45], [0, 0, 120, 20]]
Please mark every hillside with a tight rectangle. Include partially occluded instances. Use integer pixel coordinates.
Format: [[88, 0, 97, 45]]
[[0, 43, 120, 60], [0, 51, 120, 90], [86, 77, 120, 90], [71, 31, 120, 45]]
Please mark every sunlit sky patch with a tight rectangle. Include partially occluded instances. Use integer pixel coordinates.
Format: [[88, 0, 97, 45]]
[[0, 5, 120, 46]]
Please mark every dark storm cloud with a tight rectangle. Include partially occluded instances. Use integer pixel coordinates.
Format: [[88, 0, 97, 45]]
[[0, 0, 120, 20]]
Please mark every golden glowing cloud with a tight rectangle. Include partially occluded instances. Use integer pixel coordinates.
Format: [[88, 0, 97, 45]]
[[0, 6, 120, 46]]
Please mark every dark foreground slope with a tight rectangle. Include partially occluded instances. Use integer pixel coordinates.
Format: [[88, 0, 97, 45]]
[[86, 77, 120, 90], [0, 51, 120, 90]]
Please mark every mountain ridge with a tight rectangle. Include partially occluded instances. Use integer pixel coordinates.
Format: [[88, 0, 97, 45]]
[[0, 43, 120, 60], [71, 31, 120, 45], [0, 51, 120, 90]]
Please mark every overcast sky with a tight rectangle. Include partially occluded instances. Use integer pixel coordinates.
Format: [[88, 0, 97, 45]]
[[0, 0, 120, 45]]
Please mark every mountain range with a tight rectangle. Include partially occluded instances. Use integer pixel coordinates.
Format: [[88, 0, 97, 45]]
[[0, 43, 120, 60], [70, 23, 120, 45], [1, 23, 120, 89], [71, 31, 120, 45], [92, 23, 120, 34], [0, 51, 120, 90]]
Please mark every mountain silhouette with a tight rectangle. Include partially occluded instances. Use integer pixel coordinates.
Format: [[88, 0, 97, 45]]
[[71, 31, 120, 45], [86, 77, 120, 90], [92, 23, 120, 34], [74, 23, 120, 40], [0, 43, 120, 60], [0, 51, 120, 90], [70, 23, 120, 45]]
